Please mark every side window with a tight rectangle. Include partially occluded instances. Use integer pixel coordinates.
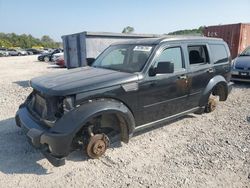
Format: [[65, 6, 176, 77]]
[[188, 45, 209, 65], [101, 48, 126, 66], [210, 44, 228, 64], [154, 47, 184, 72]]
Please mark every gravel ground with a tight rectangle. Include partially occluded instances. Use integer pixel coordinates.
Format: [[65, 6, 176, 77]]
[[0, 56, 249, 188]]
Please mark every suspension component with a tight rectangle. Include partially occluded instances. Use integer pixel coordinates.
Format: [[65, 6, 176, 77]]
[[86, 133, 110, 159]]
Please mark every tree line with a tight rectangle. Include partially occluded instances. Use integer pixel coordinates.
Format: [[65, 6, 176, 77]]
[[0, 33, 60, 49], [122, 26, 205, 35]]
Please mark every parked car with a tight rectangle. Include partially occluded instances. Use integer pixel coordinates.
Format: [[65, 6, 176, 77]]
[[54, 57, 96, 68], [38, 49, 63, 62], [8, 49, 20, 56], [16, 36, 233, 166], [52, 52, 64, 62], [55, 55, 65, 68], [8, 49, 28, 56], [17, 49, 28, 56], [231, 46, 250, 82], [0, 48, 9, 56], [26, 48, 42, 55]]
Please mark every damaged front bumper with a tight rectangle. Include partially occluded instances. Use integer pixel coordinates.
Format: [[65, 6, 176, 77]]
[[15, 106, 72, 167]]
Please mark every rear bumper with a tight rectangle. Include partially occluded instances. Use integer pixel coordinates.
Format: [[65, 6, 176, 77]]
[[15, 106, 71, 166]]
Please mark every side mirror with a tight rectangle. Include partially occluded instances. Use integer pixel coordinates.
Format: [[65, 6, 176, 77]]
[[149, 61, 174, 76], [87, 58, 96, 66]]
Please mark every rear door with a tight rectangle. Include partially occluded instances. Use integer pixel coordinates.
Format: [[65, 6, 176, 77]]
[[184, 43, 214, 108]]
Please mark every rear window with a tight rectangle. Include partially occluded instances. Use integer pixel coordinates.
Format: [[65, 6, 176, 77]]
[[210, 44, 228, 64], [188, 45, 209, 65]]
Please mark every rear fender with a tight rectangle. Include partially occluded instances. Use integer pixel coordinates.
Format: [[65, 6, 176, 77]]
[[199, 75, 228, 107]]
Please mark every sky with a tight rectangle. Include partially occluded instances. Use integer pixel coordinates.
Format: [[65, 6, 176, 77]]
[[0, 0, 250, 42]]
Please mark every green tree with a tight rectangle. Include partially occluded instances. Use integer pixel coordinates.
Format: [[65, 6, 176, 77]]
[[41, 35, 54, 43], [122, 26, 135, 34], [0, 39, 12, 48], [0, 32, 59, 49], [168, 26, 205, 36]]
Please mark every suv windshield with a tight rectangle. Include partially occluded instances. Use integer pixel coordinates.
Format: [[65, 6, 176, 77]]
[[240, 47, 250, 56], [92, 44, 154, 73]]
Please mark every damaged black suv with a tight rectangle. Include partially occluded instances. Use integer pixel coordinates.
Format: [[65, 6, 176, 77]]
[[16, 36, 233, 166]]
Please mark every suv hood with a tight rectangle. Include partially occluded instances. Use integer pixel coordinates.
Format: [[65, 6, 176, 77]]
[[30, 66, 139, 96]]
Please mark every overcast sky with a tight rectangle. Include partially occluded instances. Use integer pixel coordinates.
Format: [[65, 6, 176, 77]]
[[0, 0, 250, 41]]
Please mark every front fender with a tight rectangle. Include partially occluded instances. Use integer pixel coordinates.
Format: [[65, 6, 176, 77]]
[[199, 75, 228, 107], [50, 98, 136, 143]]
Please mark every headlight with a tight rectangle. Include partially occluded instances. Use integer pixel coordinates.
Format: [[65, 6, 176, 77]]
[[63, 96, 75, 113]]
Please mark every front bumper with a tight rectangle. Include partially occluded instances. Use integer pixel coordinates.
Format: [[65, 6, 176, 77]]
[[15, 106, 71, 166], [231, 70, 250, 82]]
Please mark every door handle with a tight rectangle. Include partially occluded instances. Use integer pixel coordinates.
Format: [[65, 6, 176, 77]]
[[178, 75, 187, 79], [207, 68, 214, 73]]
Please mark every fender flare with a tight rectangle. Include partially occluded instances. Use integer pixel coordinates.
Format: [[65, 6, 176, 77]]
[[50, 98, 136, 144], [199, 75, 228, 107]]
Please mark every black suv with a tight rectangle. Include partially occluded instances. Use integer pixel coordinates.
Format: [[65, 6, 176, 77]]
[[15, 36, 233, 166]]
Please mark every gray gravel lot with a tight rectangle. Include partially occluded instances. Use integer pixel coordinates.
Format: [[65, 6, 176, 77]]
[[0, 56, 249, 188]]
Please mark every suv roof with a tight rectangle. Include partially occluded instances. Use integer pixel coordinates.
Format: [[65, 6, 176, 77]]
[[111, 36, 223, 45]]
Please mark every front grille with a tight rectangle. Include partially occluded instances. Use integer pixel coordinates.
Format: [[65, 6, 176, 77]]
[[232, 74, 250, 79]]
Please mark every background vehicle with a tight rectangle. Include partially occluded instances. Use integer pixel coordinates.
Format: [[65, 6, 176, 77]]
[[16, 37, 233, 166], [55, 55, 65, 67], [16, 49, 28, 56], [0, 48, 9, 56], [231, 46, 250, 82], [38, 49, 63, 62], [8, 49, 20, 56], [26, 48, 42, 55], [52, 52, 63, 62]]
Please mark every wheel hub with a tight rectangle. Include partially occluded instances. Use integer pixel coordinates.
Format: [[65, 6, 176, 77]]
[[86, 134, 109, 159], [208, 98, 216, 111]]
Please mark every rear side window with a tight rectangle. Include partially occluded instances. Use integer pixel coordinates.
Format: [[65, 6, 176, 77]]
[[210, 44, 228, 64], [188, 45, 209, 65]]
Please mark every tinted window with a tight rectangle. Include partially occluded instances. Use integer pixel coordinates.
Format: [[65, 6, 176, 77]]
[[188, 45, 209, 65], [210, 44, 228, 64], [154, 47, 184, 71]]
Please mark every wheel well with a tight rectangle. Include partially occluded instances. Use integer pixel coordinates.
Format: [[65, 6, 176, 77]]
[[211, 82, 228, 101], [73, 112, 129, 146]]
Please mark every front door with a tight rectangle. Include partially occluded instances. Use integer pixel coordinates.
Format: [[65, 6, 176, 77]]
[[137, 45, 189, 125]]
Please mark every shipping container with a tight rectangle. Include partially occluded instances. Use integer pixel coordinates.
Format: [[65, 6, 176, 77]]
[[203, 23, 250, 58], [61, 32, 162, 68]]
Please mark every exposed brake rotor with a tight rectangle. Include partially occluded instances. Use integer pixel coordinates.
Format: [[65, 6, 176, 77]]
[[205, 97, 217, 113], [86, 133, 110, 159], [208, 97, 217, 111]]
